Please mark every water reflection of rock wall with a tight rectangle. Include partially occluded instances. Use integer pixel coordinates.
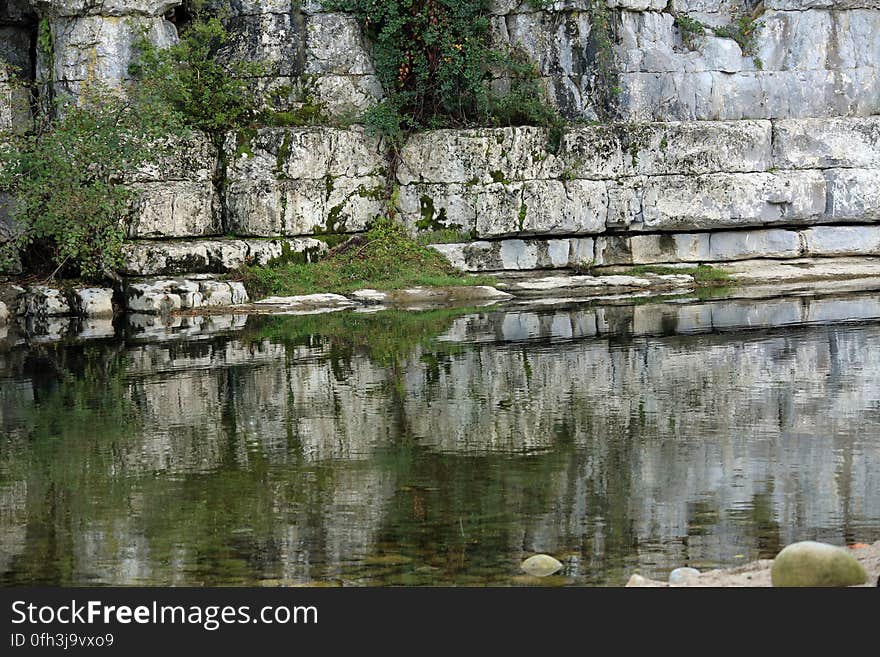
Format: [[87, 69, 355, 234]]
[[2, 297, 880, 583]]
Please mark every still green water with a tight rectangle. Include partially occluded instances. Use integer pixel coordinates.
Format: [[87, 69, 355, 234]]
[[1, 293, 879, 586]]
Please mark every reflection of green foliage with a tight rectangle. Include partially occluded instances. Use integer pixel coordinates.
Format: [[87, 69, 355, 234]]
[[0, 344, 141, 584], [244, 305, 477, 367]]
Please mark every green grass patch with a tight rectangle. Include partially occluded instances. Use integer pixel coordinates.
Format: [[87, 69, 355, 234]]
[[238, 218, 494, 298], [622, 264, 732, 286]]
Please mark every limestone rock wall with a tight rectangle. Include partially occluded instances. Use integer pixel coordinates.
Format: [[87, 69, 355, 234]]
[[0, 1, 878, 276]]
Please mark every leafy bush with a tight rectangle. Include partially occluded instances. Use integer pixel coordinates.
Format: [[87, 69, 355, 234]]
[[324, 0, 563, 145], [129, 16, 265, 133], [0, 14, 266, 280], [0, 87, 182, 279]]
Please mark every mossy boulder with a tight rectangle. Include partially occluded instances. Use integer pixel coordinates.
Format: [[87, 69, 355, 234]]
[[520, 554, 563, 577], [771, 541, 867, 587]]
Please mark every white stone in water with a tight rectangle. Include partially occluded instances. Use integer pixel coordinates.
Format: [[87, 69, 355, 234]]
[[350, 289, 389, 304], [520, 554, 563, 577], [771, 541, 867, 587], [668, 567, 701, 585], [74, 288, 114, 318]]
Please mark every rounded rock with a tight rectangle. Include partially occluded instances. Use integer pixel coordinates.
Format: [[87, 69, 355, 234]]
[[771, 541, 867, 587], [520, 554, 563, 577], [668, 567, 701, 585]]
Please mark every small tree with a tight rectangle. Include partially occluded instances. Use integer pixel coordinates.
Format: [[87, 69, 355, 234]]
[[129, 16, 265, 134], [0, 86, 184, 279]]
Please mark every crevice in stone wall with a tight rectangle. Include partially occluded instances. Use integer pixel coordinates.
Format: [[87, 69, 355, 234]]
[[165, 5, 195, 31]]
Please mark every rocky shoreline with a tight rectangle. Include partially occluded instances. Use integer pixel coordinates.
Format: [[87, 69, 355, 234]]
[[6, 255, 880, 328], [626, 541, 880, 587]]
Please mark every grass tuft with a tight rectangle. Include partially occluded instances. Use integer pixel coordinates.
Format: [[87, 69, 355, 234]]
[[237, 218, 494, 298], [622, 264, 731, 285]]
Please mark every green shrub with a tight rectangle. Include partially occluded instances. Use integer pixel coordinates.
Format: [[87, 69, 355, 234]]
[[323, 0, 563, 145], [674, 14, 707, 50], [0, 87, 183, 279], [129, 16, 265, 133]]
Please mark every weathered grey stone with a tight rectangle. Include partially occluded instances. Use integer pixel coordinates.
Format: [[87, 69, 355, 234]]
[[0, 79, 30, 135], [119, 238, 327, 276], [305, 13, 374, 77], [125, 281, 182, 314], [225, 127, 387, 236], [803, 225, 880, 256], [32, 1, 181, 17], [708, 229, 802, 260], [129, 133, 217, 183], [490, 11, 596, 119], [772, 117, 880, 170], [398, 184, 478, 233], [596, 228, 806, 265], [771, 541, 867, 587], [521, 554, 563, 577], [764, 0, 880, 7], [198, 281, 233, 307], [398, 128, 562, 186], [607, 0, 669, 9], [126, 181, 220, 238], [619, 68, 880, 121], [824, 169, 880, 222], [594, 232, 709, 265], [640, 171, 826, 231], [431, 237, 595, 272], [73, 287, 114, 317], [253, 293, 356, 312], [0, 300, 8, 325], [226, 176, 385, 236], [47, 15, 177, 94], [756, 9, 880, 72], [312, 73, 383, 118], [560, 120, 772, 178]]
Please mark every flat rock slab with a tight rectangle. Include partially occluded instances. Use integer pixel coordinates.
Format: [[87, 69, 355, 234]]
[[722, 257, 880, 285], [501, 273, 695, 296], [253, 293, 357, 313]]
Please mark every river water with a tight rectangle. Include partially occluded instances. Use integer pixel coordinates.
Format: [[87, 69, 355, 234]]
[[1, 291, 879, 586]]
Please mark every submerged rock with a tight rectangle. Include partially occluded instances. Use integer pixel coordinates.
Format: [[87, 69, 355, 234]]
[[668, 567, 701, 585], [520, 554, 563, 577], [771, 541, 867, 587]]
